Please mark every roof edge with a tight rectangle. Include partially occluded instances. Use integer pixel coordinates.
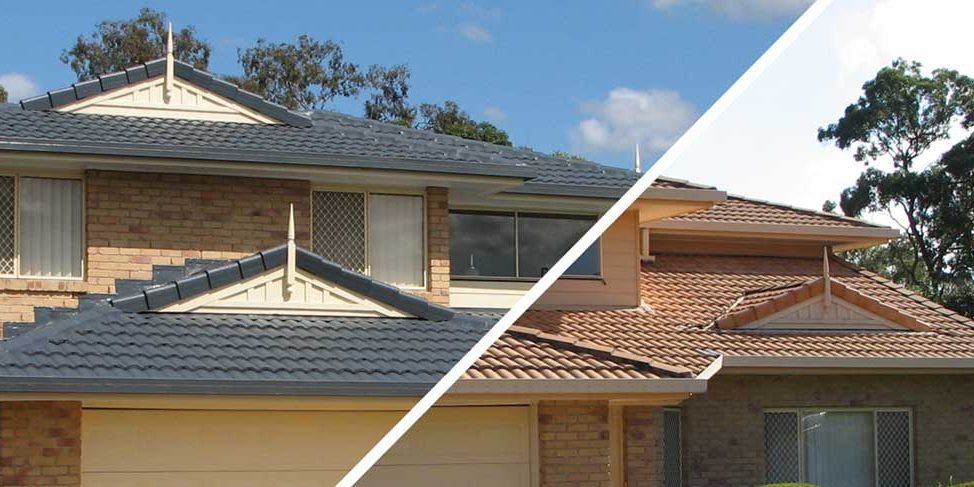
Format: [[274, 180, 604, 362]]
[[719, 355, 974, 371], [0, 377, 432, 396], [646, 219, 900, 242], [450, 377, 707, 394]]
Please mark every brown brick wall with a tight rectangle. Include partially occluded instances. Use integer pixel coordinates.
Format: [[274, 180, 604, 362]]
[[425, 186, 449, 304], [0, 401, 82, 487], [681, 374, 974, 487], [539, 400, 612, 487], [624, 406, 664, 487], [86, 170, 311, 294], [0, 291, 79, 326]]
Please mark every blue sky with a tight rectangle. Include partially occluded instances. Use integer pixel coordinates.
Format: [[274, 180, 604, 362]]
[[0, 1, 804, 168]]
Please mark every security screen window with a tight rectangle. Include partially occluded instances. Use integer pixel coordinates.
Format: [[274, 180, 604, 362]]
[[450, 210, 599, 278]]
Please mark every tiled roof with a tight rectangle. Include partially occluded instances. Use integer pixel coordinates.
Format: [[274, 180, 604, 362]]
[[20, 59, 313, 128], [498, 254, 974, 375], [0, 308, 493, 395], [663, 196, 881, 228], [464, 326, 690, 379]]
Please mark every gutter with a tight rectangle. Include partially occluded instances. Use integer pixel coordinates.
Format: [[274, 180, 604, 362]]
[[0, 377, 434, 397], [450, 378, 708, 394], [718, 355, 974, 370]]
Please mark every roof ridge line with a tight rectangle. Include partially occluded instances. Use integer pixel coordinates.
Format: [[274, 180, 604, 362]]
[[507, 325, 692, 377]]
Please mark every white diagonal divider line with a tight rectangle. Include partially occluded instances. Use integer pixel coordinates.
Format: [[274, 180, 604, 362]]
[[336, 1, 833, 484]]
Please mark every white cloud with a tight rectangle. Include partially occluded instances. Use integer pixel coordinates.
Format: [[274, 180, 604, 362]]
[[662, 0, 974, 226], [460, 2, 502, 20], [484, 105, 507, 122], [650, 0, 812, 21], [572, 88, 697, 153], [458, 22, 492, 43], [0, 73, 40, 102]]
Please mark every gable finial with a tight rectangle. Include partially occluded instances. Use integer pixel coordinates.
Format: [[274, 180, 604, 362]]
[[823, 245, 832, 308], [634, 143, 642, 173], [285, 204, 296, 300], [164, 23, 174, 103]]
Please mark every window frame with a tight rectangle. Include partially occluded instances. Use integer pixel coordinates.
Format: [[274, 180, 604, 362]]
[[310, 186, 427, 290], [448, 208, 603, 281], [764, 407, 915, 487], [0, 171, 86, 281]]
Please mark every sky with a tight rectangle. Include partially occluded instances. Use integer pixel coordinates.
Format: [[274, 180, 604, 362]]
[[0, 0, 804, 168], [666, 0, 974, 225]]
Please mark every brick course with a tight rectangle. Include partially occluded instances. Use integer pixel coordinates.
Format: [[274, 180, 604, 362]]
[[425, 186, 450, 304], [624, 406, 664, 487], [539, 400, 612, 487], [681, 374, 974, 487], [0, 401, 82, 487]]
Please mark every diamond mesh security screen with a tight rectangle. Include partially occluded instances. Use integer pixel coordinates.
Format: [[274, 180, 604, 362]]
[[312, 191, 366, 272], [663, 409, 683, 487], [764, 411, 800, 483], [0, 176, 14, 275], [876, 411, 912, 487]]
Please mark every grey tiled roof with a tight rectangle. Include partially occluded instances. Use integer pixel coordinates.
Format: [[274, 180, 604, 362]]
[[0, 104, 639, 196], [0, 308, 493, 395], [20, 59, 313, 128], [111, 244, 456, 322]]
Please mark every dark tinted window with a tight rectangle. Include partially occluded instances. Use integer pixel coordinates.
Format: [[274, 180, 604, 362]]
[[517, 213, 599, 277], [449, 211, 516, 277]]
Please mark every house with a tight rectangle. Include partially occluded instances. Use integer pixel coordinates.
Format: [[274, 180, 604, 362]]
[[0, 39, 728, 486], [385, 177, 974, 487]]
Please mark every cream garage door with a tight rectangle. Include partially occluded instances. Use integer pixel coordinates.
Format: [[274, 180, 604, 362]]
[[82, 406, 531, 487]]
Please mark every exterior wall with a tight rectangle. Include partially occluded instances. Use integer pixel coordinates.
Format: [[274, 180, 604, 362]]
[[425, 187, 450, 304], [85, 170, 311, 294], [539, 210, 641, 309], [539, 400, 612, 486], [624, 406, 664, 487], [0, 290, 79, 326], [681, 374, 974, 487], [0, 401, 82, 487]]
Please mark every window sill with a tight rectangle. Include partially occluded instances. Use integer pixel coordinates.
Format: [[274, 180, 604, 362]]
[[0, 277, 87, 293]]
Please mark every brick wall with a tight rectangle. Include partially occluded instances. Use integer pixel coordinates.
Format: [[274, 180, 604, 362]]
[[0, 401, 82, 487], [539, 400, 612, 487], [425, 186, 450, 304], [681, 374, 974, 487], [86, 170, 311, 294], [624, 406, 664, 487]]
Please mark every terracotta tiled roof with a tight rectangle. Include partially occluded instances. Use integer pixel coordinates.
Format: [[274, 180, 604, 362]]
[[488, 254, 974, 375], [664, 196, 881, 228], [464, 326, 690, 379]]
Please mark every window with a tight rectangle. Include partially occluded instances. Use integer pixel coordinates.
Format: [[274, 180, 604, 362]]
[[764, 409, 913, 487], [662, 408, 683, 487], [449, 210, 600, 279], [312, 190, 424, 288], [0, 175, 83, 279]]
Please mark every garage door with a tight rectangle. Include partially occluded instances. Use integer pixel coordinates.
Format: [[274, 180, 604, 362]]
[[82, 406, 531, 487]]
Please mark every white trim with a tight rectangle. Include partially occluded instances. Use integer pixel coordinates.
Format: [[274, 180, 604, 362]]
[[449, 378, 708, 394], [336, 2, 835, 483], [645, 219, 900, 241], [720, 355, 974, 370]]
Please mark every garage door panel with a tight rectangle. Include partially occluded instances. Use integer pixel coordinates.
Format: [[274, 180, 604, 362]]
[[360, 464, 530, 486], [82, 406, 531, 487]]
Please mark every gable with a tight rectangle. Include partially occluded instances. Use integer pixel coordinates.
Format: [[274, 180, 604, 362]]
[[159, 266, 410, 317], [743, 294, 906, 331], [57, 76, 279, 124]]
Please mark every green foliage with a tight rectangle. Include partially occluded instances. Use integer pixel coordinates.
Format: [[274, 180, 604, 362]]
[[234, 35, 366, 111], [61, 8, 211, 80], [418, 100, 512, 146], [364, 64, 415, 126], [550, 150, 591, 161], [0, 84, 7, 104], [820, 59, 974, 318]]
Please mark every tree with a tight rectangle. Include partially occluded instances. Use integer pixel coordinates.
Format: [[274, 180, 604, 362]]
[[233, 36, 367, 111], [820, 59, 974, 317], [61, 8, 211, 80], [364, 65, 415, 126], [0, 85, 6, 104], [418, 101, 512, 146], [550, 150, 591, 161]]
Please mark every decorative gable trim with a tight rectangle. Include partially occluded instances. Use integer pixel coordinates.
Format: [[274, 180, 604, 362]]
[[20, 59, 313, 128], [715, 277, 932, 332], [110, 245, 455, 321], [158, 267, 409, 317]]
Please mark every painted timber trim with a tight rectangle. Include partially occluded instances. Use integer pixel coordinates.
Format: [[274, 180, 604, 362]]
[[449, 378, 708, 394]]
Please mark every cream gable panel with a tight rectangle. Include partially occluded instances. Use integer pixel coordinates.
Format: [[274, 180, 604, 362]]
[[57, 77, 279, 124], [745, 295, 905, 331], [160, 267, 409, 317]]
